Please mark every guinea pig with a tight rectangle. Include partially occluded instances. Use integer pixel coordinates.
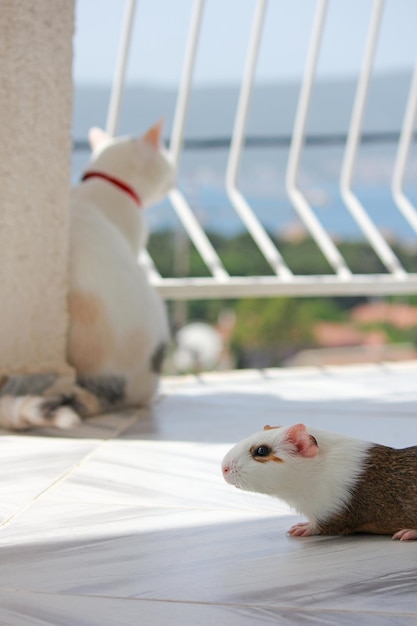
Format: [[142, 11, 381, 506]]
[[221, 423, 417, 541]]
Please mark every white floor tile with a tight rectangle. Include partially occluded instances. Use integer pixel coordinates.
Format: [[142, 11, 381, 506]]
[[3, 590, 413, 626], [0, 363, 416, 624]]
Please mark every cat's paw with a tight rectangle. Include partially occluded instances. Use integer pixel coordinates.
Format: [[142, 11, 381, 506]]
[[48, 406, 81, 429]]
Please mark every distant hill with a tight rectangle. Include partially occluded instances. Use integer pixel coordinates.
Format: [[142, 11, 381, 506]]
[[73, 71, 413, 142]]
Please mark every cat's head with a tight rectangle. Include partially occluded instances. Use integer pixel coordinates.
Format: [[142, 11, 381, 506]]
[[87, 121, 175, 208]]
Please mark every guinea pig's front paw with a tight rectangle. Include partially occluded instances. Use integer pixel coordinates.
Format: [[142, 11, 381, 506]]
[[392, 528, 417, 541], [287, 521, 319, 538]]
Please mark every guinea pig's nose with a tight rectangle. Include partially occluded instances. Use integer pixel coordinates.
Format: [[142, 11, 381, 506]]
[[222, 462, 236, 485]]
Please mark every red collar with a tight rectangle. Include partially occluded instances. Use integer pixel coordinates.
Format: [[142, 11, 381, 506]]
[[81, 171, 142, 208]]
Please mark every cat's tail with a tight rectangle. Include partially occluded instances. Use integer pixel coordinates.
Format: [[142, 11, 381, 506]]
[[0, 394, 82, 430], [0, 375, 103, 431]]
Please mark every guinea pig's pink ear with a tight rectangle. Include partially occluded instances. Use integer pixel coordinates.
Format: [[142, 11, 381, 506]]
[[285, 424, 318, 458]]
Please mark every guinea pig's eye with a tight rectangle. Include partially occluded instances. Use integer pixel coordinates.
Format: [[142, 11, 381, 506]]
[[254, 445, 271, 458]]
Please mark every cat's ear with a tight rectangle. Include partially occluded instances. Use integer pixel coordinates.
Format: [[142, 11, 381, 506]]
[[88, 127, 111, 150], [143, 119, 163, 148]]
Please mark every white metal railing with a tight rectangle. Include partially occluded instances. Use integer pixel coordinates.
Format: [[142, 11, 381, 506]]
[[226, 0, 292, 280], [285, 0, 351, 281], [392, 49, 417, 235], [339, 0, 405, 278], [107, 0, 417, 299]]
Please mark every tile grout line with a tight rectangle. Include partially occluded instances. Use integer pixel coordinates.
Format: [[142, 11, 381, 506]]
[[0, 587, 416, 618], [0, 413, 141, 532]]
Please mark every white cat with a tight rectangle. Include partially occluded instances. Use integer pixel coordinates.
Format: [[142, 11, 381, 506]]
[[0, 121, 175, 429]]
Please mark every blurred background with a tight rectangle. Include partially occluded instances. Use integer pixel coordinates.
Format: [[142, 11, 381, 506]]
[[72, 0, 417, 373]]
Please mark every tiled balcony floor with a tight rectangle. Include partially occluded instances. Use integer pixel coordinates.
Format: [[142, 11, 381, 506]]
[[1, 362, 417, 625]]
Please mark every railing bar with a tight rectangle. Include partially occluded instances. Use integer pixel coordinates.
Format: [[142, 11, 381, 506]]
[[164, 0, 228, 280], [286, 0, 351, 279], [340, 0, 406, 277], [169, 188, 229, 280], [227, 188, 293, 279], [139, 249, 162, 281], [226, 0, 292, 280], [226, 0, 267, 184], [153, 274, 417, 300], [169, 0, 204, 170], [106, 0, 137, 136], [392, 54, 417, 234]]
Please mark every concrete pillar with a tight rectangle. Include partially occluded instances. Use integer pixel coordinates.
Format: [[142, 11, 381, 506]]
[[0, 1, 75, 376]]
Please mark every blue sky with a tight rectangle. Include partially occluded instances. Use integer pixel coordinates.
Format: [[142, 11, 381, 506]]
[[73, 0, 417, 86]]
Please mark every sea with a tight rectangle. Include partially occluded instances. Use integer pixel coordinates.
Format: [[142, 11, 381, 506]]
[[72, 141, 417, 246], [72, 76, 417, 247]]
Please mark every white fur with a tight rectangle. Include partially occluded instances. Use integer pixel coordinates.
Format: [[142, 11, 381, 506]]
[[0, 395, 80, 430], [222, 425, 371, 525], [68, 127, 174, 405], [0, 124, 175, 430]]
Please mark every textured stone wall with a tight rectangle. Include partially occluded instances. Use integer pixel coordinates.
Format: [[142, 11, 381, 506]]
[[0, 1, 75, 375]]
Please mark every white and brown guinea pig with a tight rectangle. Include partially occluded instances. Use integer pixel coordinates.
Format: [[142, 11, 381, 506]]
[[221, 423, 417, 541]]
